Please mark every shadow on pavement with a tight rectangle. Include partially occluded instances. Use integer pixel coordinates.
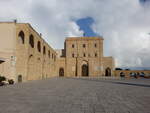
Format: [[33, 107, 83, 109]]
[[67, 77, 150, 88]]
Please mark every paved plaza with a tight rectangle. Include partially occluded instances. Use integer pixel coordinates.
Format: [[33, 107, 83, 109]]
[[0, 77, 150, 113]]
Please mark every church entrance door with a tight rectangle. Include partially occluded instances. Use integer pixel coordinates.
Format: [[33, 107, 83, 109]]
[[82, 64, 89, 77], [59, 68, 64, 77]]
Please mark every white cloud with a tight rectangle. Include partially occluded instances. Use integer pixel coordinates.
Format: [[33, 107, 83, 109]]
[[0, 0, 150, 68], [67, 22, 84, 37]]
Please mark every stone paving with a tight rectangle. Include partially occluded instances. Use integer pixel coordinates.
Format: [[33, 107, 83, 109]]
[[0, 77, 150, 113]]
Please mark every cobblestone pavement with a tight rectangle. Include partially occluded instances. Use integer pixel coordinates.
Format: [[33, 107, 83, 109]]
[[0, 77, 150, 113]]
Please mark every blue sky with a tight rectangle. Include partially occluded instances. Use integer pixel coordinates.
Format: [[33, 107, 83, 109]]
[[0, 0, 150, 68], [140, 0, 150, 3], [76, 17, 98, 37]]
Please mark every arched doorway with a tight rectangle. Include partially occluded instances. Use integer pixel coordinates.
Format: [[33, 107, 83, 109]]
[[82, 64, 89, 77], [18, 75, 22, 83], [59, 68, 64, 77], [27, 55, 34, 80], [105, 67, 111, 76], [37, 58, 42, 79]]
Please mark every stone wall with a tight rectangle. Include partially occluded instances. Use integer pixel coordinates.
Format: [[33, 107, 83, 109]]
[[0, 22, 116, 83], [0, 22, 57, 82], [56, 37, 115, 77], [114, 70, 150, 77]]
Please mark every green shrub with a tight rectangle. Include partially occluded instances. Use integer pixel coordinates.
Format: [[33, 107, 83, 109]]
[[0, 76, 6, 82]]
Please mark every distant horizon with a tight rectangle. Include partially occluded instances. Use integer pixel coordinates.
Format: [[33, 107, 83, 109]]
[[116, 67, 150, 70]]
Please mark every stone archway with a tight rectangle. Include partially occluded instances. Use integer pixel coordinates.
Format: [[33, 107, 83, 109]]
[[37, 58, 42, 79], [82, 64, 89, 77], [18, 75, 22, 83], [27, 55, 34, 80], [105, 67, 111, 76], [59, 68, 64, 77]]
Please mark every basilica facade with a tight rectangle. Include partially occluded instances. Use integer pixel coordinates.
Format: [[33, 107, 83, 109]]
[[56, 37, 115, 77], [0, 21, 115, 83]]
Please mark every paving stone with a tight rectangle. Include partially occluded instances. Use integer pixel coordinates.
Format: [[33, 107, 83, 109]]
[[0, 77, 149, 113]]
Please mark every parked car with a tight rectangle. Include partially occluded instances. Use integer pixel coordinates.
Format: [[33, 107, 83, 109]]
[[3, 81, 9, 85], [130, 72, 135, 77], [139, 72, 145, 77], [130, 72, 138, 78], [0, 82, 5, 86], [120, 72, 125, 78], [144, 73, 150, 78]]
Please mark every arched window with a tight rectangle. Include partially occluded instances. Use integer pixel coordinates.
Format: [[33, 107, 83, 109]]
[[43, 46, 46, 55], [29, 35, 34, 48], [95, 53, 98, 57], [37, 41, 41, 52], [52, 53, 54, 59], [48, 50, 50, 58], [18, 31, 25, 44], [72, 53, 75, 58]]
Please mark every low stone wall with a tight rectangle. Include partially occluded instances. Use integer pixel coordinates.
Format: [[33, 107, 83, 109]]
[[114, 70, 150, 78]]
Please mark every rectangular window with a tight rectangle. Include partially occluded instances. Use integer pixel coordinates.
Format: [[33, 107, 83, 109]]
[[83, 44, 86, 48], [83, 53, 86, 57], [95, 43, 97, 48], [95, 53, 98, 57], [72, 44, 75, 48], [72, 53, 75, 58]]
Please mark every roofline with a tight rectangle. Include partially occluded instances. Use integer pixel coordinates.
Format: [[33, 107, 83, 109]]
[[0, 21, 57, 54], [0, 21, 29, 24], [65, 37, 104, 41], [26, 24, 57, 54]]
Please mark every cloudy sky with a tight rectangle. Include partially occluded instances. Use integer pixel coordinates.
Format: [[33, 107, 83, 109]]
[[0, 0, 150, 68]]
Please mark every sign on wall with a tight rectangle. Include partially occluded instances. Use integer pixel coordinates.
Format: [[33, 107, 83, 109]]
[[11, 56, 16, 66]]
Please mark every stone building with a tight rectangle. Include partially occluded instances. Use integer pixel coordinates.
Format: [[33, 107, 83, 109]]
[[0, 21, 115, 83], [0, 22, 57, 83], [56, 37, 115, 77]]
